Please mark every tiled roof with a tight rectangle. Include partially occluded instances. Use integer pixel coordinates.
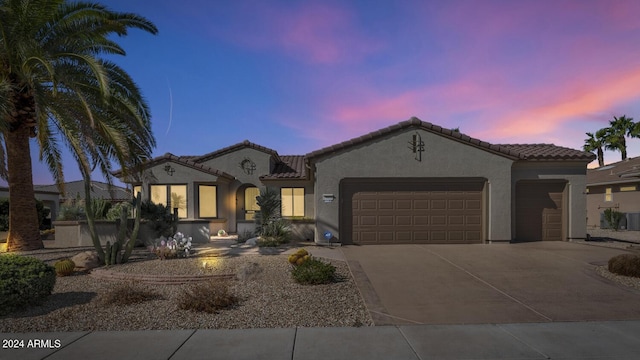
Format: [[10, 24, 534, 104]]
[[113, 153, 234, 180], [305, 117, 595, 162], [193, 140, 282, 163], [586, 156, 640, 186], [497, 144, 596, 161], [34, 181, 131, 201], [261, 155, 307, 180]]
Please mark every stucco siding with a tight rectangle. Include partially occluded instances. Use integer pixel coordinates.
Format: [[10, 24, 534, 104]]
[[511, 162, 588, 240], [312, 128, 514, 243], [139, 161, 229, 221]]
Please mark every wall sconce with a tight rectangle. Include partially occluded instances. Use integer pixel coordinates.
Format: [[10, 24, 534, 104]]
[[164, 164, 175, 176]]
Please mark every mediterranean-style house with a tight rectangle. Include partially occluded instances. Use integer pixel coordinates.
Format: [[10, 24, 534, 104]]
[[586, 156, 640, 230], [115, 117, 595, 245]]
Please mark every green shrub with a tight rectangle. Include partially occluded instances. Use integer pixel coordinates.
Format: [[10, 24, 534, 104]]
[[603, 208, 625, 230], [608, 254, 640, 278], [106, 202, 132, 221], [0, 254, 56, 315], [178, 281, 238, 313], [57, 198, 85, 220], [291, 258, 336, 285], [140, 200, 178, 238], [97, 282, 162, 306], [0, 198, 50, 230]]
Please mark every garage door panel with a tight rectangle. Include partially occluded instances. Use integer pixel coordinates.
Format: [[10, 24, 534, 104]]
[[347, 180, 484, 244], [361, 216, 377, 226], [449, 215, 464, 225], [432, 215, 447, 225], [396, 200, 412, 209], [466, 215, 482, 225], [414, 200, 429, 209], [466, 200, 482, 210], [379, 200, 394, 209], [449, 199, 464, 210]]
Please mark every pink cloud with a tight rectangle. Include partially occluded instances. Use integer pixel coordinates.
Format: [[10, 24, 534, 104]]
[[207, 2, 382, 64]]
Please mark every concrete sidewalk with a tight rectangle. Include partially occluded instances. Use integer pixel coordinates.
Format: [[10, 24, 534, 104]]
[[3, 321, 640, 360]]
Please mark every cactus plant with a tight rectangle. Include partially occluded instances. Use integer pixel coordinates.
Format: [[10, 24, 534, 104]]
[[54, 259, 76, 276]]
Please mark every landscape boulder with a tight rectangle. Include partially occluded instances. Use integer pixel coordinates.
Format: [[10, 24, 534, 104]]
[[71, 251, 101, 270]]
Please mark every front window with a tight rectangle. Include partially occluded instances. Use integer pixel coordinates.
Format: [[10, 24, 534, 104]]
[[198, 185, 217, 218], [150, 184, 187, 218], [133, 185, 142, 198], [281, 188, 304, 217], [605, 187, 612, 202]]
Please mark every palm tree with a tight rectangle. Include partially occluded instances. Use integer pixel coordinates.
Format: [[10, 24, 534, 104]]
[[583, 132, 605, 167], [0, 0, 157, 251], [601, 115, 636, 161]]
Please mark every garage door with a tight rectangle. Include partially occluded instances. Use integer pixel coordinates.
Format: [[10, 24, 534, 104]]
[[516, 181, 565, 241], [341, 179, 485, 244]]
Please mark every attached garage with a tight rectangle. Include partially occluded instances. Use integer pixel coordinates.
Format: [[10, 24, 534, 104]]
[[515, 181, 566, 241], [341, 178, 485, 244], [306, 118, 595, 245]]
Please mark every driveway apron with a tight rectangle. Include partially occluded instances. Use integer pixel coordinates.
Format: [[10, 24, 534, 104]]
[[342, 242, 640, 325]]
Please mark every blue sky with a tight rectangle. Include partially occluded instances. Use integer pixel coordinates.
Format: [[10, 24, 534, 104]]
[[19, 0, 640, 187]]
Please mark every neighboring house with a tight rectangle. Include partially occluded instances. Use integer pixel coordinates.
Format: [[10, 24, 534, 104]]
[[34, 180, 131, 205], [0, 180, 129, 226], [115, 117, 595, 245], [0, 186, 59, 227], [586, 156, 640, 230]]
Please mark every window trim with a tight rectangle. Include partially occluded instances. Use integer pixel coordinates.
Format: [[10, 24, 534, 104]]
[[149, 184, 188, 219]]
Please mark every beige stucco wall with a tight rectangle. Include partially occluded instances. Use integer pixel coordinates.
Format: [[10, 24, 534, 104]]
[[311, 128, 515, 243], [138, 160, 230, 226], [511, 162, 589, 240]]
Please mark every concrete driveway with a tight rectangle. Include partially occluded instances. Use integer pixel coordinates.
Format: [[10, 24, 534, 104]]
[[342, 242, 640, 325]]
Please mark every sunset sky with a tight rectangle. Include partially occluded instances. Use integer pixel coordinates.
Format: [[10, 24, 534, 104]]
[[22, 0, 640, 186]]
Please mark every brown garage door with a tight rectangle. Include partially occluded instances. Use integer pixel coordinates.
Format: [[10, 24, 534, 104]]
[[516, 181, 565, 241], [341, 179, 484, 244]]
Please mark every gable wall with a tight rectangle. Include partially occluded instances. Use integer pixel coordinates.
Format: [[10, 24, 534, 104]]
[[199, 148, 273, 186], [312, 128, 514, 243]]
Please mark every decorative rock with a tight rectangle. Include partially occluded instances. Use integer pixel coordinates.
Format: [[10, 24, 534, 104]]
[[71, 251, 101, 270], [245, 237, 258, 246]]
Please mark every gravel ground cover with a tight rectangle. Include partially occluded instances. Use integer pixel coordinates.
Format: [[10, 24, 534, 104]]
[[0, 248, 373, 332]]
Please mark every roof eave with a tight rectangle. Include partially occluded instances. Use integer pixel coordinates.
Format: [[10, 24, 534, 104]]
[[586, 178, 640, 186]]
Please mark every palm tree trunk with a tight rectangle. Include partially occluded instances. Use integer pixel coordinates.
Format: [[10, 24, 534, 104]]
[[597, 148, 604, 167], [5, 120, 43, 251]]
